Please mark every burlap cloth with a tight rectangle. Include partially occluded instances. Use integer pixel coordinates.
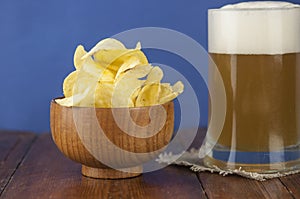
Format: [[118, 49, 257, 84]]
[[156, 148, 300, 181]]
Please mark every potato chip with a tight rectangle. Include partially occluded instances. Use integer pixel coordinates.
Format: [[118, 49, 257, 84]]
[[56, 87, 91, 107], [115, 64, 152, 82], [145, 66, 163, 84], [71, 71, 96, 94], [63, 70, 97, 98], [120, 49, 148, 67], [112, 64, 152, 107], [172, 81, 184, 93], [93, 49, 127, 71], [80, 54, 116, 82], [74, 45, 86, 70], [94, 82, 114, 108], [62, 70, 98, 107], [81, 57, 102, 77], [92, 41, 147, 72], [112, 78, 143, 107], [159, 93, 177, 104], [100, 69, 116, 82], [57, 38, 184, 108], [159, 81, 184, 104], [135, 83, 161, 107], [130, 87, 142, 105], [158, 83, 173, 98], [94, 49, 148, 72], [63, 71, 77, 97], [115, 56, 141, 79], [135, 41, 141, 49], [81, 38, 126, 60]]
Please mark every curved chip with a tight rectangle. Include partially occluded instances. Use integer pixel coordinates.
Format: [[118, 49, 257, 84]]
[[135, 41, 141, 50], [172, 81, 184, 94], [159, 83, 172, 98], [158, 81, 184, 104], [115, 64, 152, 83], [74, 45, 87, 70], [82, 38, 126, 60], [112, 64, 152, 107], [145, 66, 163, 84], [130, 87, 142, 105], [81, 55, 116, 82], [135, 83, 161, 107], [94, 49, 148, 72], [112, 78, 145, 107], [62, 70, 96, 97], [115, 56, 141, 79], [63, 71, 77, 98], [94, 82, 114, 108], [60, 38, 184, 108], [56, 87, 91, 107], [70, 71, 98, 100]]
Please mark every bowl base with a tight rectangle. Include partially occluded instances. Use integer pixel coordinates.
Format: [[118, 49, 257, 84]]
[[81, 165, 143, 179]]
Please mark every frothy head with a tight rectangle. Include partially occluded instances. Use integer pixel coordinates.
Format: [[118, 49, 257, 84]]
[[208, 1, 300, 54], [221, 1, 300, 9]]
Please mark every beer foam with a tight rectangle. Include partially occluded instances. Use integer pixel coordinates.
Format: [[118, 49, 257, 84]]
[[221, 1, 300, 9], [208, 2, 300, 54]]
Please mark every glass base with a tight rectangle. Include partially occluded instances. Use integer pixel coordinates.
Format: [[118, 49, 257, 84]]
[[203, 142, 300, 173]]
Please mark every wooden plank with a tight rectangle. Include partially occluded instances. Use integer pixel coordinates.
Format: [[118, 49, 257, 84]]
[[280, 174, 300, 198], [198, 173, 293, 199], [0, 131, 35, 195], [1, 134, 206, 199], [191, 128, 294, 198]]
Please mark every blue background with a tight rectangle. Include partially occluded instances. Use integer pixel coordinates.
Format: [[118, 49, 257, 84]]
[[0, 0, 299, 133]]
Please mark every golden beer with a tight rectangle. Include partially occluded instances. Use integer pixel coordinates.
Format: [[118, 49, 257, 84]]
[[204, 2, 300, 172]]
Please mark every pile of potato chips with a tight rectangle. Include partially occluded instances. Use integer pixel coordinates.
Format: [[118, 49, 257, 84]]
[[56, 38, 184, 108]]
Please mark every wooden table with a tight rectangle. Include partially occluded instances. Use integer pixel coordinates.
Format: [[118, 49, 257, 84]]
[[0, 130, 299, 199]]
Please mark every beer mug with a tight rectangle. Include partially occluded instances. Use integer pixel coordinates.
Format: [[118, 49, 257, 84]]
[[203, 2, 300, 173]]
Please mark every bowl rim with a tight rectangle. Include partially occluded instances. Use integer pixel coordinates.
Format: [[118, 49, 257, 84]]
[[51, 97, 174, 110]]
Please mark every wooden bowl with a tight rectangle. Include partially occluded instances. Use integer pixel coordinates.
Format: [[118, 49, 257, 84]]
[[50, 99, 174, 179]]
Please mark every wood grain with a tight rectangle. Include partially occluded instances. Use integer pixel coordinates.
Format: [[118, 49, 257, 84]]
[[190, 129, 294, 199], [0, 131, 35, 196], [280, 174, 300, 198], [1, 134, 206, 199], [1, 129, 300, 198], [50, 99, 174, 179], [198, 173, 293, 199]]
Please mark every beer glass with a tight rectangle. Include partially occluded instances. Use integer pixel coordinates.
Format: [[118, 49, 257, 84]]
[[204, 2, 300, 173]]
